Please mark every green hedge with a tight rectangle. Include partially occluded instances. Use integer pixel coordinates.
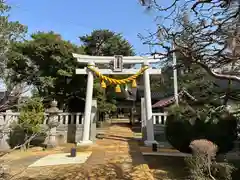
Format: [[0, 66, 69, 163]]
[[165, 105, 238, 154]]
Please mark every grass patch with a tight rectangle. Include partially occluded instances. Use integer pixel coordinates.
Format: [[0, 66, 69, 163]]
[[133, 132, 142, 137], [144, 155, 188, 180], [144, 155, 240, 180], [60, 143, 93, 153]]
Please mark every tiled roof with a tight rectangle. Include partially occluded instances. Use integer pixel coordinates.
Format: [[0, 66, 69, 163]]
[[152, 91, 187, 108], [152, 96, 176, 108], [115, 86, 165, 101], [136, 90, 165, 99]]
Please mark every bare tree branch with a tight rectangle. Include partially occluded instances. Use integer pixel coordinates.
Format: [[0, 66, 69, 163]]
[[140, 0, 240, 82]]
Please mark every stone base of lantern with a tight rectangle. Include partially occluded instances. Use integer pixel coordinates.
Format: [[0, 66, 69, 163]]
[[0, 133, 10, 151], [44, 134, 58, 149], [77, 140, 93, 147]]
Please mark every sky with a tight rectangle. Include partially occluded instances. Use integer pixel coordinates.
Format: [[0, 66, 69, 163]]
[[7, 0, 160, 55], [2, 0, 168, 94]]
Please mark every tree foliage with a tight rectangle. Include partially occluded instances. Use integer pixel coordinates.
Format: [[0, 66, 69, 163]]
[[0, 0, 27, 68], [11, 97, 45, 150], [165, 104, 238, 154], [7, 32, 86, 110], [93, 81, 117, 113], [80, 29, 135, 114], [80, 29, 134, 57], [146, 6, 240, 107], [18, 97, 45, 132], [0, 0, 28, 111], [7, 29, 135, 113], [153, 58, 218, 102]]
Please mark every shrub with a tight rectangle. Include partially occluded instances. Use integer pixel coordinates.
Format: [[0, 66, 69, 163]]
[[186, 139, 235, 180], [165, 104, 238, 153], [186, 154, 235, 180], [10, 97, 45, 150]]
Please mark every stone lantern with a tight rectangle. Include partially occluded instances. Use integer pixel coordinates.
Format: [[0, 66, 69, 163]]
[[45, 100, 62, 148]]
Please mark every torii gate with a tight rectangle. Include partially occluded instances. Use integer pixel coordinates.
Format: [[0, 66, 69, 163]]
[[73, 53, 162, 146]]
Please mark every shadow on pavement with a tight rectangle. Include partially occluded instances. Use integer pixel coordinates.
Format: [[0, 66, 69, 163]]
[[11, 123, 153, 180]]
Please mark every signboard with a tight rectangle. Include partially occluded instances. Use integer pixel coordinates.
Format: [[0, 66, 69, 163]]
[[113, 55, 123, 72]]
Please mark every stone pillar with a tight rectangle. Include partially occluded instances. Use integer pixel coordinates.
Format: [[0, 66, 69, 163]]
[[0, 111, 10, 151], [78, 62, 94, 146], [90, 99, 97, 141], [47, 119, 57, 147], [45, 100, 60, 148], [143, 62, 157, 146], [141, 98, 147, 141], [5, 110, 12, 126]]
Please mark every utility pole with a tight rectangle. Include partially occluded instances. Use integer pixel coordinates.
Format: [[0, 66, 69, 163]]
[[172, 42, 179, 105]]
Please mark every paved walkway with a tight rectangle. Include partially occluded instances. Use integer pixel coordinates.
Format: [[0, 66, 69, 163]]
[[85, 123, 154, 179], [12, 123, 154, 180], [28, 152, 92, 167]]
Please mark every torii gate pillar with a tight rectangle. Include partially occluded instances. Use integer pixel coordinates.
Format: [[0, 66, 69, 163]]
[[81, 61, 95, 145], [143, 61, 155, 145]]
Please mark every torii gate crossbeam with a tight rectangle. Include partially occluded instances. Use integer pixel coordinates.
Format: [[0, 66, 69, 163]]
[[73, 53, 163, 64]]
